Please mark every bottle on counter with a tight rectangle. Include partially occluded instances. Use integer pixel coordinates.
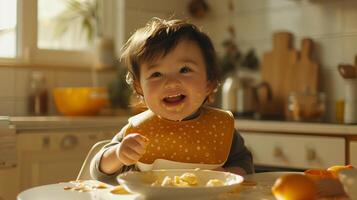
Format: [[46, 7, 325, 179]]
[[27, 71, 48, 116]]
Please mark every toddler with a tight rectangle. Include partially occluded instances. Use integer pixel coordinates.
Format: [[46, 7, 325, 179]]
[[90, 18, 253, 183]]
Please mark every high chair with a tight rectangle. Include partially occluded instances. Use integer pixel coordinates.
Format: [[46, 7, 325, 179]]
[[76, 140, 110, 180]]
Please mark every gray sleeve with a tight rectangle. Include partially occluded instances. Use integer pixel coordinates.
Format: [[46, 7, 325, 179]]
[[90, 124, 138, 184], [223, 129, 254, 174]]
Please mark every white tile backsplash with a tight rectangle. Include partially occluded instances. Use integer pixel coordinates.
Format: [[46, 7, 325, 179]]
[[55, 71, 93, 87], [98, 72, 117, 87], [0, 67, 15, 98], [125, 10, 174, 39], [342, 35, 357, 64], [343, 1, 357, 33], [0, 99, 14, 116], [13, 98, 27, 116], [126, 0, 188, 14], [313, 36, 344, 70], [14, 68, 30, 98]]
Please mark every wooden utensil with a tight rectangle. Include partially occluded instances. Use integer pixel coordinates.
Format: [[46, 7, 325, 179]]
[[259, 32, 299, 118], [338, 64, 356, 79], [289, 38, 319, 94]]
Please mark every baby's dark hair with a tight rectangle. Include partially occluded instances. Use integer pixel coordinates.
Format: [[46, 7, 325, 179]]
[[120, 18, 220, 97]]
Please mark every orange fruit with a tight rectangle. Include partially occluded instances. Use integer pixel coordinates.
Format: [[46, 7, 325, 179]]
[[327, 164, 354, 178], [272, 173, 317, 200]]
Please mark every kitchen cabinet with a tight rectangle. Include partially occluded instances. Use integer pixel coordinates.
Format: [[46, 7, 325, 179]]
[[17, 129, 116, 191], [350, 141, 357, 167], [0, 116, 128, 200], [0, 167, 19, 200], [236, 119, 357, 170], [241, 132, 345, 169]]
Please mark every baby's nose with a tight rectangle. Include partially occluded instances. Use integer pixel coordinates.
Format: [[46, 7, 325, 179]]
[[164, 77, 181, 89]]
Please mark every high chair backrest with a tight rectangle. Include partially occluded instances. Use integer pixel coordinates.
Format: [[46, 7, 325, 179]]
[[76, 140, 110, 180]]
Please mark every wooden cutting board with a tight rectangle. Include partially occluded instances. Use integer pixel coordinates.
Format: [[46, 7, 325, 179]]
[[259, 32, 299, 118], [259, 32, 320, 118], [289, 38, 319, 94]]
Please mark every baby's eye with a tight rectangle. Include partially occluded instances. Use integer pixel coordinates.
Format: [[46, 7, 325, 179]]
[[180, 66, 192, 74], [150, 72, 162, 78]]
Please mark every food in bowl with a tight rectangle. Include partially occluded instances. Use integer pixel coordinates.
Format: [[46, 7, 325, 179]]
[[53, 87, 108, 116], [117, 169, 243, 198], [150, 172, 224, 187], [272, 173, 317, 200], [206, 179, 225, 187], [110, 185, 130, 194]]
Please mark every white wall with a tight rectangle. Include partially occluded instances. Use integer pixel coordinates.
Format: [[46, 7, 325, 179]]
[[190, 0, 357, 121], [123, 0, 188, 39]]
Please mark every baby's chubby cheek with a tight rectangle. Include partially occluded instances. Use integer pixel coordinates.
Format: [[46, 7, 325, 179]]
[[192, 92, 206, 104]]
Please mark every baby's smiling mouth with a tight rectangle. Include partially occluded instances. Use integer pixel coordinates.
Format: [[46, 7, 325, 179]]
[[163, 94, 186, 104]]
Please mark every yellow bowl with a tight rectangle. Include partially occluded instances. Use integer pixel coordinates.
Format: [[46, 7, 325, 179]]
[[53, 87, 109, 116]]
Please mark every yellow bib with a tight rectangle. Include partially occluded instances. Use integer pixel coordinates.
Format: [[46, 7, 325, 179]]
[[124, 107, 234, 165]]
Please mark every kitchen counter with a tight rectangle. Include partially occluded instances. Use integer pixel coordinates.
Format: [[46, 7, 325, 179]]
[[236, 119, 357, 137], [234, 119, 357, 169], [5, 116, 357, 137], [8, 116, 129, 131]]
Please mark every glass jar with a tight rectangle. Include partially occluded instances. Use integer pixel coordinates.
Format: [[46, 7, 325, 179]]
[[27, 71, 48, 115], [287, 92, 326, 122]]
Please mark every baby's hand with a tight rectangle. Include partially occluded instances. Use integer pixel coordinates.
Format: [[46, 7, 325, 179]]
[[116, 134, 149, 166]]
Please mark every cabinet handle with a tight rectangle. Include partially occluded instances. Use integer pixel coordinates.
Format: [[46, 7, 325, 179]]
[[42, 136, 50, 148], [306, 148, 317, 161], [273, 146, 284, 158], [60, 135, 78, 150]]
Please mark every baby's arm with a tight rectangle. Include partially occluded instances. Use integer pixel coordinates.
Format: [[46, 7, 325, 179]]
[[90, 124, 148, 182], [222, 129, 254, 175], [100, 133, 148, 174]]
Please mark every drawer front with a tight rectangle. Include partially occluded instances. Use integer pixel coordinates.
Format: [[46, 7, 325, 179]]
[[241, 132, 345, 169], [350, 141, 357, 166]]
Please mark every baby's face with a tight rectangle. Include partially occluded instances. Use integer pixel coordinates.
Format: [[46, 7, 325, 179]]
[[138, 39, 211, 121]]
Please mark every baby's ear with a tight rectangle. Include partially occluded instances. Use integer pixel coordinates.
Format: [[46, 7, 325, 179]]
[[206, 81, 217, 95], [133, 81, 144, 96]]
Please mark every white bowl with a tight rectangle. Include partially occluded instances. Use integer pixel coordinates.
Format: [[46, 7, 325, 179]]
[[117, 169, 243, 199], [338, 168, 357, 199], [137, 159, 221, 171]]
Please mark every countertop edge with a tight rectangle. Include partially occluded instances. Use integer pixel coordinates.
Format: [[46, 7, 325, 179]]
[[9, 116, 129, 131], [236, 119, 357, 136], [7, 116, 357, 136]]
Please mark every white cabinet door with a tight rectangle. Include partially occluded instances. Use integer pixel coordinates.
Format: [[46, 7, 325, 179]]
[[241, 132, 345, 169], [350, 141, 357, 166], [20, 150, 83, 188], [17, 128, 116, 191], [0, 167, 19, 200]]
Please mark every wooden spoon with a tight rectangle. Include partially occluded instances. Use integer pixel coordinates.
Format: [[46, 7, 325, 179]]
[[338, 64, 356, 79]]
